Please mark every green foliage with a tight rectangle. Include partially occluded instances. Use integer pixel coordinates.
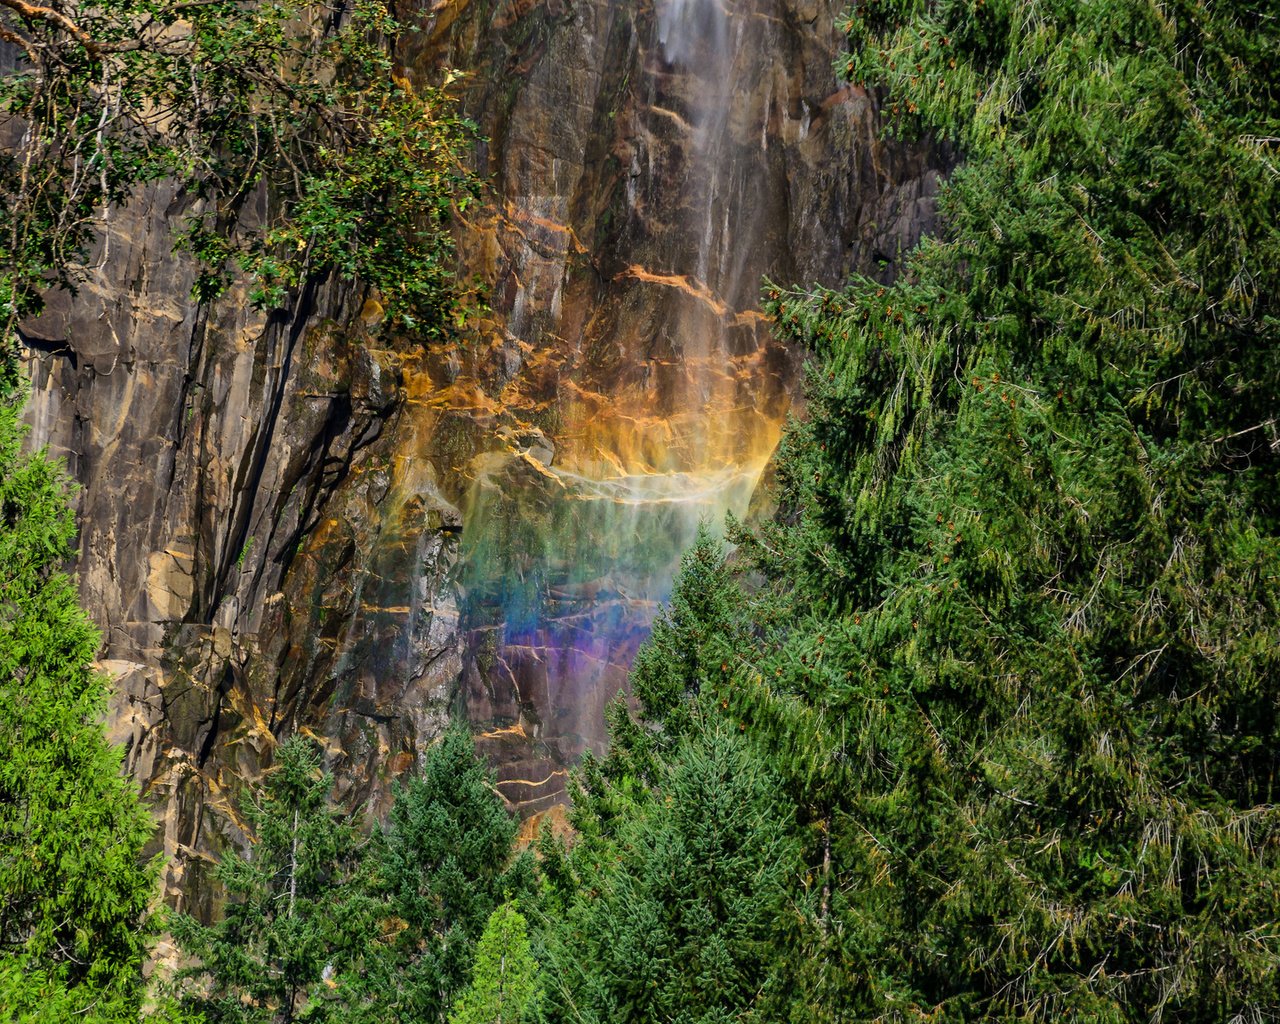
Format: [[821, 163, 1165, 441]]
[[564, 526, 746, 841], [376, 723, 536, 1024], [703, 0, 1280, 1019], [171, 724, 530, 1024], [449, 902, 537, 1024], [171, 734, 380, 1023], [0, 0, 475, 381], [629, 524, 743, 743], [527, 1, 1280, 1021], [537, 723, 803, 1024], [0, 393, 161, 1021]]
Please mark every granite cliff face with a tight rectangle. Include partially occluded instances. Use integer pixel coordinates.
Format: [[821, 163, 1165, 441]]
[[21, 0, 943, 907], [24, 211, 464, 913]]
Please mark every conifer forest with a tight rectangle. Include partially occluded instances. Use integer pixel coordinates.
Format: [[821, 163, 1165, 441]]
[[1, 0, 1277, 1021]]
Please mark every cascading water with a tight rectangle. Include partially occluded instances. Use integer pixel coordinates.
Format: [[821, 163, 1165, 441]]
[[456, 0, 787, 813], [408, 0, 941, 814], [656, 0, 728, 78]]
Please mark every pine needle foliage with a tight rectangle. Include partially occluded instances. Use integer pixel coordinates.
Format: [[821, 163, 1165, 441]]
[[536, 722, 804, 1024], [571, 525, 748, 833], [449, 902, 537, 1024], [374, 723, 535, 1024], [0, 394, 160, 1021], [629, 524, 747, 746], [705, 0, 1280, 1019], [171, 734, 381, 1023], [170, 725, 530, 1024]]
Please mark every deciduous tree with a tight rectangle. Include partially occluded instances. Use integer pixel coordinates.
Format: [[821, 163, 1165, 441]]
[[0, 0, 476, 382]]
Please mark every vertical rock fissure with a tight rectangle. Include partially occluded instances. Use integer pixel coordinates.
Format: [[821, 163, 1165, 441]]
[[215, 275, 332, 602]]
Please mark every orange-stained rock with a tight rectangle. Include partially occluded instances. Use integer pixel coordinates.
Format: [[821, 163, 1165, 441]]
[[411, 0, 945, 815]]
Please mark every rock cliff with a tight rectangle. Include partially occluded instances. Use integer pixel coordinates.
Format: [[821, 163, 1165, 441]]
[[21, 0, 943, 910]]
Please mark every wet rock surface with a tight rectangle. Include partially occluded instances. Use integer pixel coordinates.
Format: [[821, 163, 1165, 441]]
[[407, 0, 945, 814], [21, 0, 944, 903]]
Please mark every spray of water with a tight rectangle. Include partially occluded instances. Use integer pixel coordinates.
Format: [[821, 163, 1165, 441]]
[[457, 0, 790, 803], [656, 0, 729, 69]]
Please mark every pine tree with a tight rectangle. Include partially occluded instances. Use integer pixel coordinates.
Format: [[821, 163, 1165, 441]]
[[449, 902, 537, 1024], [172, 734, 379, 1023], [0, 394, 161, 1022], [375, 724, 534, 1024], [707, 1, 1280, 1019], [537, 723, 802, 1024], [568, 526, 745, 842], [629, 524, 744, 741]]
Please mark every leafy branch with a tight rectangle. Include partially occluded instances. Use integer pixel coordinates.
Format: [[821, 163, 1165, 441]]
[[0, 0, 477, 384]]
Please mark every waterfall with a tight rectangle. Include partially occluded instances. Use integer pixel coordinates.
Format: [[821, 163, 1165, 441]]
[[457, 0, 785, 811], [656, 0, 729, 70], [445, 0, 886, 813]]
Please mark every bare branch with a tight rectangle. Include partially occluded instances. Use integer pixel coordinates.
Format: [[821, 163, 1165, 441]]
[[0, 22, 39, 64], [0, 0, 93, 49]]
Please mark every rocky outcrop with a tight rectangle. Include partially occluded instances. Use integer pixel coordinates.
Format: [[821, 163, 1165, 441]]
[[23, 194, 463, 914], [20, 0, 944, 907]]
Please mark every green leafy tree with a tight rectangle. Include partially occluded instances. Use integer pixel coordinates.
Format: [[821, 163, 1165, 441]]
[[0, 393, 161, 1021], [703, 0, 1280, 1020], [374, 723, 534, 1024], [449, 902, 537, 1024], [172, 734, 380, 1023], [0, 0, 475, 380]]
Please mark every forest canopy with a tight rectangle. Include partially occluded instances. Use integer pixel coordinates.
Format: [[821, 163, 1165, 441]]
[[657, 0, 1279, 1018]]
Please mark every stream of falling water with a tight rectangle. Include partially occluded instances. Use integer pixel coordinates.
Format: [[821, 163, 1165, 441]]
[[456, 0, 794, 812]]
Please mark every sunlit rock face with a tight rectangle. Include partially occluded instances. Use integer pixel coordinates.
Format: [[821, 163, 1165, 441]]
[[17, 0, 940, 907], [404, 0, 944, 814], [22, 254, 465, 915]]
